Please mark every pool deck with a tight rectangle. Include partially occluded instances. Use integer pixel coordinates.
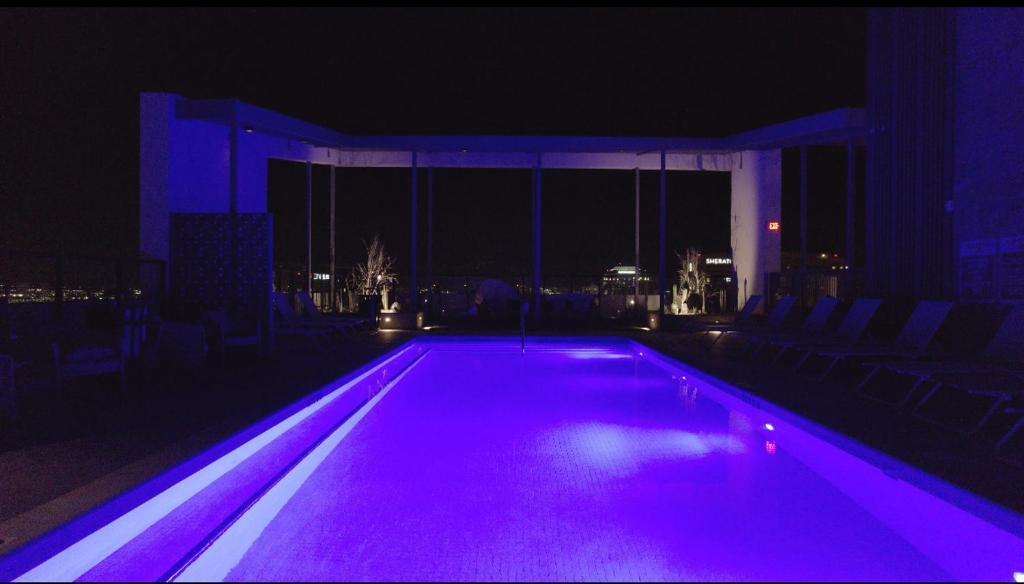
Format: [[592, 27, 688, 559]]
[[1, 326, 1022, 563]]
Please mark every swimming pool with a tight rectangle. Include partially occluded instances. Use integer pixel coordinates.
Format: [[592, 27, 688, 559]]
[[3, 337, 1023, 581]]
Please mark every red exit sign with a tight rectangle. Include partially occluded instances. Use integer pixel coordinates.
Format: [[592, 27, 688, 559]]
[[767, 221, 781, 232]]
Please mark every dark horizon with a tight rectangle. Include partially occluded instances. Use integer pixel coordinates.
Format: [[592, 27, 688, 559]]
[[0, 7, 866, 277]]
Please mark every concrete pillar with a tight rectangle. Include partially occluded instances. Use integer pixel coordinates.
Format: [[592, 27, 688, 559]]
[[410, 152, 418, 309], [634, 166, 641, 312], [658, 151, 666, 314], [532, 154, 543, 323], [305, 160, 312, 293], [730, 150, 782, 313], [799, 145, 808, 301], [427, 167, 434, 313], [229, 103, 239, 214], [329, 165, 336, 312], [846, 139, 856, 268]]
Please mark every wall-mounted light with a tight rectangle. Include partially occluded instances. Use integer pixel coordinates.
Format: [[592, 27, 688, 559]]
[[243, 127, 254, 133]]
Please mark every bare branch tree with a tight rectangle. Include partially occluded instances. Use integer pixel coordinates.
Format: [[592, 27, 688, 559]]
[[346, 234, 398, 295], [676, 247, 709, 313]]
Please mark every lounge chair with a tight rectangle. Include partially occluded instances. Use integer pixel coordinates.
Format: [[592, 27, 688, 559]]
[[740, 295, 840, 357], [52, 307, 131, 394], [683, 294, 761, 334], [772, 298, 882, 368], [0, 353, 15, 415], [867, 303, 1024, 384], [701, 295, 798, 350], [802, 300, 953, 381], [203, 309, 263, 363], [994, 406, 1024, 466], [271, 293, 349, 353], [296, 291, 370, 330], [273, 292, 354, 335], [872, 304, 1024, 432], [158, 320, 208, 369]]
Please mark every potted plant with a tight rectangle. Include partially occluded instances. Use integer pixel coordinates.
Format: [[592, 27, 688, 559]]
[[345, 234, 397, 326], [677, 247, 710, 315]]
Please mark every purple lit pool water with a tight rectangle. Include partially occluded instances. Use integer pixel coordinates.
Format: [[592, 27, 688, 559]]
[[3, 338, 1024, 581]]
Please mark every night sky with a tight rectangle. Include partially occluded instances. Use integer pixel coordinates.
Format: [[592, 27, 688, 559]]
[[0, 8, 865, 280]]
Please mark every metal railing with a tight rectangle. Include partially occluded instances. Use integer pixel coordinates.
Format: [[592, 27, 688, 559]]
[[767, 269, 864, 309]]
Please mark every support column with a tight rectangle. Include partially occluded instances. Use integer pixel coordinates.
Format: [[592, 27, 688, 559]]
[[229, 105, 239, 214], [634, 166, 641, 313], [730, 150, 782, 315], [658, 151, 667, 314], [799, 145, 808, 302], [427, 167, 434, 313], [532, 154, 543, 324], [846, 138, 856, 269], [329, 165, 336, 312], [410, 152, 418, 310], [305, 160, 312, 293]]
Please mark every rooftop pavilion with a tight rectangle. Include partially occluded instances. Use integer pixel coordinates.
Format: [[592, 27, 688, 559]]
[[141, 93, 865, 335]]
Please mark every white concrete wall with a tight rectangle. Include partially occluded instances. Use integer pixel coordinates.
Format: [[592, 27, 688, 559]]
[[730, 150, 782, 312], [167, 118, 231, 213]]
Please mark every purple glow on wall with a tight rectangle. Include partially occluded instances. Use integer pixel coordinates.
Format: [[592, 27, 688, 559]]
[[2, 338, 1023, 582]]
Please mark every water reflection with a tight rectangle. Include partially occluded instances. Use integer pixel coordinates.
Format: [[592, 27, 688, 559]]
[[677, 377, 699, 414], [545, 422, 746, 478]]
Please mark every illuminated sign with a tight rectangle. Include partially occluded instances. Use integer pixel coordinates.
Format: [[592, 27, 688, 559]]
[[313, 273, 331, 281], [705, 258, 732, 265], [767, 221, 781, 232]]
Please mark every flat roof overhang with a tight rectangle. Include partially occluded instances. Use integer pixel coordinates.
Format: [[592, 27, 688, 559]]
[[175, 97, 866, 170]]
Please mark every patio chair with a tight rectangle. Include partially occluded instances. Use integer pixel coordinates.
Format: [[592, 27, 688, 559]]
[[733, 294, 763, 324], [702, 295, 798, 350], [771, 298, 882, 368], [296, 290, 370, 330], [158, 320, 208, 369], [865, 303, 1024, 384], [994, 406, 1024, 466], [801, 300, 953, 381], [274, 292, 347, 331], [203, 309, 263, 363], [682, 294, 761, 334], [740, 295, 840, 357], [125, 305, 150, 361], [866, 303, 1024, 432], [52, 307, 131, 394], [271, 292, 346, 341], [0, 353, 15, 415]]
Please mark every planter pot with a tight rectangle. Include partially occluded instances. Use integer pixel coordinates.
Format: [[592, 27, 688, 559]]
[[379, 311, 424, 331], [358, 294, 380, 326]]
